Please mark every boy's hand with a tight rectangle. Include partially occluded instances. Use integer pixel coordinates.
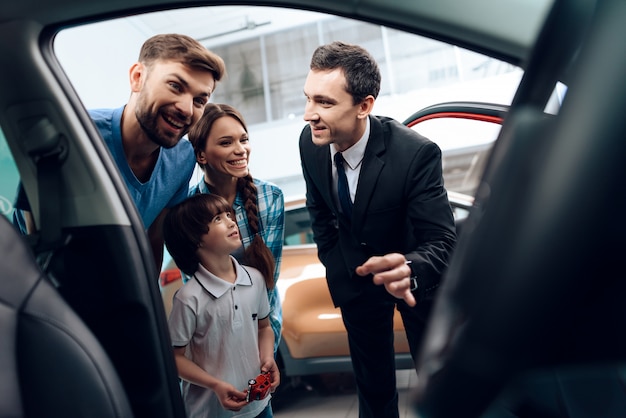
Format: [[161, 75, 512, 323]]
[[260, 359, 281, 393], [214, 381, 248, 411]]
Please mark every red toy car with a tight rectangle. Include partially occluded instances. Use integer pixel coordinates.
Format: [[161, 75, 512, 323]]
[[246, 372, 271, 402]]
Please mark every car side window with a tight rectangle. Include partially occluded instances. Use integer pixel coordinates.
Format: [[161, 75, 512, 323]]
[[284, 205, 314, 246], [452, 205, 471, 223], [0, 127, 21, 222], [411, 118, 501, 196]]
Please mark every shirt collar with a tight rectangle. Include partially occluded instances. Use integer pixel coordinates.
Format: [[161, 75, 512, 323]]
[[194, 256, 253, 298], [332, 116, 370, 170]]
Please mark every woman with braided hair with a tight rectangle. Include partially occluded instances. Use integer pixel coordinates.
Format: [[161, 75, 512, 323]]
[[187, 103, 285, 355]]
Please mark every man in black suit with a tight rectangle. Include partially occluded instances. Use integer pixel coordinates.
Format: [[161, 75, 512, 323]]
[[299, 41, 457, 418]]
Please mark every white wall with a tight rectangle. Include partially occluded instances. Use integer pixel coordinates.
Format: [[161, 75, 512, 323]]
[[55, 19, 150, 109]]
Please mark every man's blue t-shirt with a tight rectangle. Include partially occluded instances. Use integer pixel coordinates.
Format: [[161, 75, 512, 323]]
[[89, 107, 195, 229]]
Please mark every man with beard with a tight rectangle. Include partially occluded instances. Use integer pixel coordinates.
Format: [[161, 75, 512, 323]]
[[14, 33, 226, 270]]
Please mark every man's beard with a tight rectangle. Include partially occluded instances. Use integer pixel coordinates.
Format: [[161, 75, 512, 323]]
[[135, 104, 187, 149]]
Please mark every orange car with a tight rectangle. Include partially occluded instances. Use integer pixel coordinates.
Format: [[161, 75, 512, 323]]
[[160, 190, 474, 379]]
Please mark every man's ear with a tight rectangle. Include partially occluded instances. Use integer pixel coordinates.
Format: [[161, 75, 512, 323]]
[[357, 95, 375, 119], [129, 62, 145, 93]]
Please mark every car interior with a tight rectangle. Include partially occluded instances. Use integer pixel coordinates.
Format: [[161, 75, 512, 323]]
[[1, 0, 625, 417], [0, 207, 134, 417], [414, 0, 626, 416]]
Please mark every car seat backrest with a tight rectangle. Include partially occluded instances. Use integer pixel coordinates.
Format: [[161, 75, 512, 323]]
[[414, 0, 626, 416], [0, 214, 134, 418]]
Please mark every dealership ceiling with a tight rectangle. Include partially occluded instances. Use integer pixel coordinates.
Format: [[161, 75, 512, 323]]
[[125, 6, 329, 48]]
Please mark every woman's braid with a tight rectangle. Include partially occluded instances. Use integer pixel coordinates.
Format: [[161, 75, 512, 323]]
[[239, 175, 260, 235], [238, 175, 276, 289]]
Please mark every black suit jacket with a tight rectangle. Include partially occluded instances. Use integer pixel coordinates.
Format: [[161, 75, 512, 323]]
[[299, 115, 456, 307]]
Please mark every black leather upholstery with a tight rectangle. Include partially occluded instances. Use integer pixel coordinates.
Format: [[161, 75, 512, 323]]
[[0, 215, 134, 417], [414, 0, 626, 416]]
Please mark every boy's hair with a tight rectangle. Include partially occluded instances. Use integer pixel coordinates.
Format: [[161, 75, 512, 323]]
[[188, 104, 276, 289], [163, 194, 232, 276], [309, 41, 381, 105], [164, 192, 276, 289], [139, 33, 226, 82]]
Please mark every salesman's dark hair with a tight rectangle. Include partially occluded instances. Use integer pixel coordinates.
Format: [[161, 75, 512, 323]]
[[309, 40, 381, 104]]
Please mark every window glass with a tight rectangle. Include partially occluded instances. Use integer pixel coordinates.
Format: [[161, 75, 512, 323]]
[[320, 18, 390, 95], [264, 25, 320, 121], [411, 118, 500, 195], [284, 205, 314, 246], [211, 39, 266, 124], [545, 81, 568, 114], [385, 29, 457, 93], [453, 206, 471, 223], [0, 128, 20, 221], [54, 5, 522, 200]]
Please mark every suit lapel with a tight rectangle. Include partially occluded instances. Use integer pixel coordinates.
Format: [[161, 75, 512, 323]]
[[353, 116, 385, 228], [313, 142, 338, 212]]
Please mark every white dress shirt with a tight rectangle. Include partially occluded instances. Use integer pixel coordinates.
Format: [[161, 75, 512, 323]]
[[331, 117, 370, 210]]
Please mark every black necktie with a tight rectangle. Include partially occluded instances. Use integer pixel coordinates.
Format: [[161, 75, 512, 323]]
[[334, 152, 353, 218]]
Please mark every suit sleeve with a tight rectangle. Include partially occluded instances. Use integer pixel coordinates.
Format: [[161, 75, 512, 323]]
[[405, 141, 457, 301], [299, 127, 338, 267]]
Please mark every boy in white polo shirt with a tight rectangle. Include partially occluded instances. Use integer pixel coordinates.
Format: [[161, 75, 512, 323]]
[[164, 193, 279, 418]]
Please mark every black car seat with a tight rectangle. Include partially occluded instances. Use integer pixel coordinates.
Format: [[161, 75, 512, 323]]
[[0, 214, 134, 418], [414, 0, 626, 416]]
